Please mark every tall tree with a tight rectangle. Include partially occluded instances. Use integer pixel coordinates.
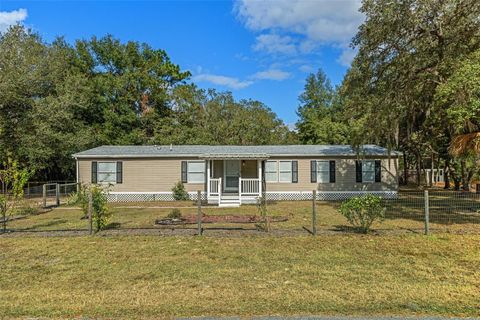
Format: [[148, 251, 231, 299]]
[[341, 0, 480, 185], [296, 69, 348, 144]]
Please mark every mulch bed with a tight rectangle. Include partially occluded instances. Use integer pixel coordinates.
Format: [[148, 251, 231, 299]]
[[155, 214, 288, 225]]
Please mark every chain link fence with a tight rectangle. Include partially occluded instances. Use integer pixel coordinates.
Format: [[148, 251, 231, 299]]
[[2, 188, 479, 236]]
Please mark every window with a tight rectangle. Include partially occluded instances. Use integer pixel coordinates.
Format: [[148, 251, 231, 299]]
[[316, 161, 330, 183], [97, 162, 116, 183], [187, 161, 205, 183], [265, 161, 278, 182], [362, 160, 375, 183], [279, 161, 292, 182]]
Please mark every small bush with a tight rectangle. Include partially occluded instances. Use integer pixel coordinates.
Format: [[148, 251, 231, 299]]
[[255, 196, 270, 232], [72, 184, 111, 232], [338, 194, 385, 233], [172, 181, 189, 201], [167, 208, 182, 219]]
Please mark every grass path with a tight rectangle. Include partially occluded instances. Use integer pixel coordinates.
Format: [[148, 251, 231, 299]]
[[1, 234, 479, 318]]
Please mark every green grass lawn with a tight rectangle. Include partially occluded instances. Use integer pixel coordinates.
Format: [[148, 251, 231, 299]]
[[1, 234, 479, 318], [7, 200, 480, 234]]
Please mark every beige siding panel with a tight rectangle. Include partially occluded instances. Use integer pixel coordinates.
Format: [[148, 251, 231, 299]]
[[78, 158, 205, 192], [266, 157, 398, 192], [78, 156, 399, 193]]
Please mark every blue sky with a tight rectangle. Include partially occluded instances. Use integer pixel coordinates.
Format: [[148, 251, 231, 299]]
[[0, 0, 363, 125]]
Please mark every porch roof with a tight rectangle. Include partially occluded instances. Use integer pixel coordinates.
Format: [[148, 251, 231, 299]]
[[199, 153, 269, 160]]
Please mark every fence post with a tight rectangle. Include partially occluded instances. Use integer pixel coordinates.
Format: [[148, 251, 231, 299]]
[[312, 190, 317, 236], [424, 190, 429, 235], [42, 184, 47, 208], [197, 190, 202, 235], [88, 190, 93, 235], [55, 183, 60, 206]]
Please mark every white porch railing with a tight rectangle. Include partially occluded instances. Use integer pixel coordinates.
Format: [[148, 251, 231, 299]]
[[239, 178, 260, 196], [209, 178, 222, 197]]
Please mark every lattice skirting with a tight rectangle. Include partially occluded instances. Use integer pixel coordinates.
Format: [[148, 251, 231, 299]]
[[107, 191, 397, 202], [107, 192, 207, 202], [265, 191, 398, 201]]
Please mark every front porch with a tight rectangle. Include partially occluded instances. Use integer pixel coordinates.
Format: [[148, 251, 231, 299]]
[[204, 158, 265, 207]]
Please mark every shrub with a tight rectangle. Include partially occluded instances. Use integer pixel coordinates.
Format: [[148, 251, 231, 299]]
[[167, 208, 182, 219], [255, 196, 270, 232], [172, 181, 189, 201], [338, 194, 385, 233], [72, 184, 111, 232]]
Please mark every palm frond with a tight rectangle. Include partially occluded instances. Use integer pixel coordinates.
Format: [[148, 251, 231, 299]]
[[449, 132, 480, 157]]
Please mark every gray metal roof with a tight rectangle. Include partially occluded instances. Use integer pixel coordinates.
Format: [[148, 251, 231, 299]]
[[73, 145, 401, 159]]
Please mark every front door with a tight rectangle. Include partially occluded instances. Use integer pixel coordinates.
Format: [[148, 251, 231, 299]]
[[224, 160, 240, 192]]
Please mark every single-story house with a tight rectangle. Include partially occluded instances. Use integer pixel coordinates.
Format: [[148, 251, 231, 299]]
[[73, 145, 401, 206]]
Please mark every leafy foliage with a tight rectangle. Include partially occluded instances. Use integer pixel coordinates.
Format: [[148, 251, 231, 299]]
[[339, 195, 386, 233], [72, 184, 111, 232], [296, 69, 348, 144], [0, 158, 33, 232], [171, 181, 189, 201], [167, 208, 182, 219], [0, 26, 297, 182], [255, 196, 270, 232], [340, 0, 480, 188]]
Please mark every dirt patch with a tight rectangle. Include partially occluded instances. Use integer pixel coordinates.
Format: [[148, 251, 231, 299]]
[[155, 214, 288, 225]]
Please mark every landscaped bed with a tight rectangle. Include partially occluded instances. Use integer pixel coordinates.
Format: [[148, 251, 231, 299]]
[[155, 213, 288, 225]]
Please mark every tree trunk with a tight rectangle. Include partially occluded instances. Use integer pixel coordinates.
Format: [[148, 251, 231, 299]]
[[444, 158, 451, 189], [460, 159, 469, 191], [403, 152, 408, 185], [430, 153, 435, 187], [416, 153, 422, 186]]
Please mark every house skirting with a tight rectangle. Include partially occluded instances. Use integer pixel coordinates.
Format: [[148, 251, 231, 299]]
[[106, 191, 398, 202]]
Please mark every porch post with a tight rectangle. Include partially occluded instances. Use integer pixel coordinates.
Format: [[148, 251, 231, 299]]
[[258, 159, 262, 197], [206, 159, 211, 198]]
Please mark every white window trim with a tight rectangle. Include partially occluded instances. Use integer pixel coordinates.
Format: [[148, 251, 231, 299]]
[[265, 160, 278, 183], [278, 160, 293, 183], [187, 160, 206, 184], [97, 161, 117, 184], [265, 160, 294, 183], [316, 160, 331, 184], [362, 160, 375, 183]]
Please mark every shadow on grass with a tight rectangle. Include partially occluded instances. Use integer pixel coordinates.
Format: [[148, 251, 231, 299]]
[[104, 222, 122, 230]]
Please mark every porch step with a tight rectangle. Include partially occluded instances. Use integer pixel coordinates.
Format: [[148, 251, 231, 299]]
[[219, 196, 241, 207], [219, 203, 240, 208]]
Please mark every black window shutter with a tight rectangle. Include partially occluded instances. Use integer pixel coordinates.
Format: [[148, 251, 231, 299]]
[[310, 160, 317, 183], [355, 160, 362, 183], [261, 161, 266, 193], [116, 161, 123, 184], [91, 161, 97, 184], [209, 161, 213, 178], [329, 160, 336, 183], [181, 161, 188, 183], [375, 160, 382, 182], [292, 161, 298, 183]]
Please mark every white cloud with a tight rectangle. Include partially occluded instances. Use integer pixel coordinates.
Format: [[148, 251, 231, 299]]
[[299, 65, 314, 73], [235, 0, 363, 65], [252, 68, 291, 81], [0, 9, 27, 33], [253, 33, 297, 55], [192, 74, 253, 90], [337, 47, 357, 67]]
